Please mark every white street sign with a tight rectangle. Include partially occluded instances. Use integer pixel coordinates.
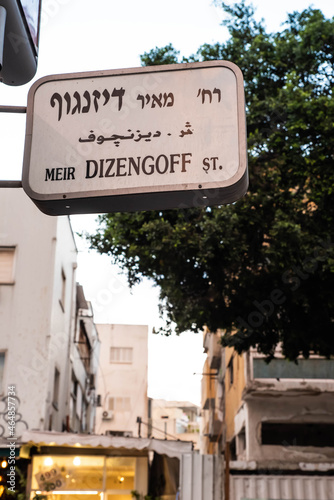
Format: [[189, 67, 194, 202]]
[[22, 61, 248, 215]]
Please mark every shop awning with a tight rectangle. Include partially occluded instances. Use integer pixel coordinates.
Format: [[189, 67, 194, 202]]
[[21, 430, 193, 460]]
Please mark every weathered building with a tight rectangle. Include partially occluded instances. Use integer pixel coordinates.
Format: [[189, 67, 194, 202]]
[[201, 328, 334, 500]]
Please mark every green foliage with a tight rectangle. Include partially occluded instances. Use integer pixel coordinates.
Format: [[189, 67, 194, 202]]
[[131, 490, 160, 500], [86, 2, 334, 361], [3, 461, 46, 500], [140, 43, 181, 66]]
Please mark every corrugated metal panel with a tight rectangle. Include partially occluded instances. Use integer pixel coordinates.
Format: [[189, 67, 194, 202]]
[[231, 474, 334, 500], [180, 453, 221, 500]]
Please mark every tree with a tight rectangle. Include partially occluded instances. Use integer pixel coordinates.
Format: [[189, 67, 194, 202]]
[[86, 1, 334, 361]]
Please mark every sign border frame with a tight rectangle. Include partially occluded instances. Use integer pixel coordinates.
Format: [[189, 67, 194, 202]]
[[22, 60, 248, 215]]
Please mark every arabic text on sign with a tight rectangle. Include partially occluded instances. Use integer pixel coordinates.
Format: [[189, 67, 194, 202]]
[[78, 121, 194, 147]]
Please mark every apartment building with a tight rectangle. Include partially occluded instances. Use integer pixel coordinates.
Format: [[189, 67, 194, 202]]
[[94, 323, 148, 438], [149, 398, 200, 449], [0, 188, 99, 439], [0, 189, 213, 500], [201, 328, 334, 500]]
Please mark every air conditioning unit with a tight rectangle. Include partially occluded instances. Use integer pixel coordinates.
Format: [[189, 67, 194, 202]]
[[105, 430, 133, 437], [102, 410, 113, 420]]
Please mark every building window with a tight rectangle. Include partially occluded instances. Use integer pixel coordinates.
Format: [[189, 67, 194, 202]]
[[236, 427, 246, 457], [0, 247, 15, 284], [31, 455, 105, 492], [108, 396, 131, 412], [76, 320, 91, 372], [81, 399, 87, 433], [30, 455, 138, 494], [59, 268, 66, 311], [70, 375, 79, 432], [228, 357, 234, 385], [261, 422, 334, 447], [52, 367, 60, 410], [0, 352, 6, 395], [110, 347, 133, 364]]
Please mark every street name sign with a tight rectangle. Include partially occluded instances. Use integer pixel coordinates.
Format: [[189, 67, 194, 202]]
[[22, 61, 248, 215]]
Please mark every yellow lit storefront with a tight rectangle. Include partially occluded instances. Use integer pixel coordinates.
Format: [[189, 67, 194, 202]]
[[21, 430, 193, 500], [30, 454, 144, 500]]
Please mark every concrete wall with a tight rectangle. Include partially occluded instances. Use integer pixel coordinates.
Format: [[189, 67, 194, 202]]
[[95, 323, 148, 437], [245, 392, 334, 465]]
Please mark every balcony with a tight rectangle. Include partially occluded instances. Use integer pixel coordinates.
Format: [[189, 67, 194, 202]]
[[203, 330, 222, 370], [244, 352, 334, 398], [208, 411, 223, 442], [203, 397, 215, 410]]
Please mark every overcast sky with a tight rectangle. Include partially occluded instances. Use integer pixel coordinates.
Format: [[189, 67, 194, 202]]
[[1, 0, 333, 405]]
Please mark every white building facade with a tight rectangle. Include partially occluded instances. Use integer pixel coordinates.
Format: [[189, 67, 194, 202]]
[[0, 188, 99, 440]]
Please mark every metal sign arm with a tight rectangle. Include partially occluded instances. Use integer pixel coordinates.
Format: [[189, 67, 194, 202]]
[[0, 104, 26, 113]]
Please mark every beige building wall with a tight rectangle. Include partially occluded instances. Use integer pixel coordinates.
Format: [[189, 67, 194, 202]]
[[224, 346, 246, 443], [200, 329, 224, 455], [150, 399, 200, 450], [200, 356, 218, 454], [95, 323, 148, 437]]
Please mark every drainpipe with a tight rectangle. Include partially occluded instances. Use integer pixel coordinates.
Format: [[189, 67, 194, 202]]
[[224, 441, 230, 500], [136, 416, 142, 438]]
